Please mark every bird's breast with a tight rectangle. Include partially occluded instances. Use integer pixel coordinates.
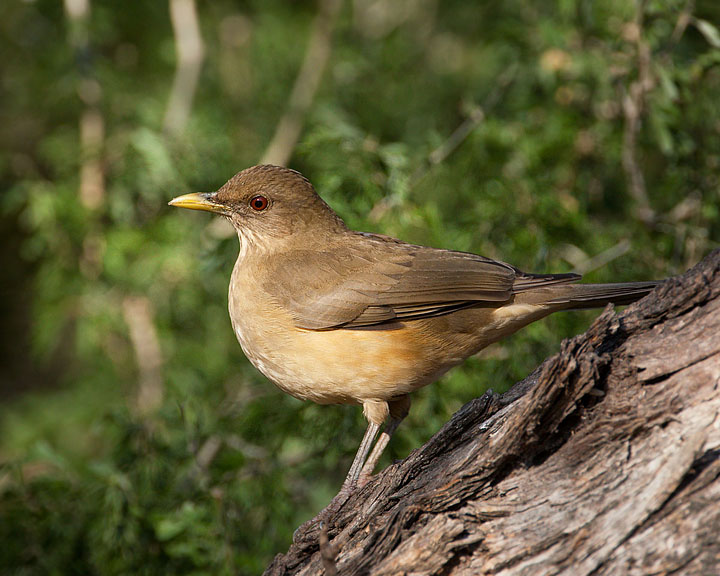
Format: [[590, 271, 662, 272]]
[[228, 264, 455, 405]]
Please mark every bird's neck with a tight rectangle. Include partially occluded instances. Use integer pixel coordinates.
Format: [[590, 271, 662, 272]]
[[234, 223, 348, 263], [235, 226, 282, 262]]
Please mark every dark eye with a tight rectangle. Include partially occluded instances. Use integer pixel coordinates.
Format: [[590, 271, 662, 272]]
[[250, 195, 268, 211]]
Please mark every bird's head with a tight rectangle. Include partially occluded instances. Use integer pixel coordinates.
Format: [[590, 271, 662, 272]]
[[169, 165, 347, 246]]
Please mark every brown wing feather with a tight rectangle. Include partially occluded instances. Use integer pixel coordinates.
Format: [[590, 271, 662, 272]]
[[263, 234, 580, 330]]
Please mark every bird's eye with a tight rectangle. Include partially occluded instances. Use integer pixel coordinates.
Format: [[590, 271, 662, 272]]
[[249, 195, 269, 211]]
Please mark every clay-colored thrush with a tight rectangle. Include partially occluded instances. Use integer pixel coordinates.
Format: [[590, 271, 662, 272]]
[[170, 165, 657, 492]]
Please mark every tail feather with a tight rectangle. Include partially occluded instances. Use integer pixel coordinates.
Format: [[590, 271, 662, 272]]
[[547, 281, 659, 310], [513, 271, 581, 290]]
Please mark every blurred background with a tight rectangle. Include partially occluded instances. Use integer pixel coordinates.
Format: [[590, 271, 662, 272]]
[[1, 0, 719, 573]]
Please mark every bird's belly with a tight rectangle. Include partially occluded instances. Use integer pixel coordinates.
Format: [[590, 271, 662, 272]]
[[231, 313, 446, 406], [228, 294, 549, 407]]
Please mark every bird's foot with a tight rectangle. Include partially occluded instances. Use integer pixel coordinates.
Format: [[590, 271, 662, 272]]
[[355, 471, 373, 489]]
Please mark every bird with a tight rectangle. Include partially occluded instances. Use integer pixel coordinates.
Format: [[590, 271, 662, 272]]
[[169, 164, 657, 495]]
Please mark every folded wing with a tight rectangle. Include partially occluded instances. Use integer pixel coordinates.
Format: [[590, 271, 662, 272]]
[[264, 234, 579, 330]]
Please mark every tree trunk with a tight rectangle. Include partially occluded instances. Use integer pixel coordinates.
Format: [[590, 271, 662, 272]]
[[266, 249, 720, 576]]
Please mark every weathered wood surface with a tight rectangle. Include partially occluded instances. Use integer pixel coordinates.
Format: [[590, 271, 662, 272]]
[[265, 249, 720, 576]]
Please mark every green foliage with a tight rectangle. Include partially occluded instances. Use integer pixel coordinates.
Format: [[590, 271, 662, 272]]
[[1, 0, 719, 573]]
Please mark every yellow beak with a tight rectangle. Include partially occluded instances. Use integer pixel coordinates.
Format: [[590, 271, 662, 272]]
[[168, 192, 226, 214]]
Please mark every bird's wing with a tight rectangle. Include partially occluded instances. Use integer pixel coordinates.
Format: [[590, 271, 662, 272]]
[[264, 236, 578, 330]]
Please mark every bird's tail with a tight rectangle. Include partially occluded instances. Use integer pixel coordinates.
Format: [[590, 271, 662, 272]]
[[543, 281, 659, 310]]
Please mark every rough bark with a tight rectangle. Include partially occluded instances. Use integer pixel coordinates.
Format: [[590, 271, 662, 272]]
[[265, 249, 720, 576]]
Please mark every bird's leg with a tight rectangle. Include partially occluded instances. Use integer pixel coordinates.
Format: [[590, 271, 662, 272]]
[[322, 419, 381, 519], [304, 399, 408, 536], [356, 419, 401, 486], [357, 395, 410, 485], [342, 420, 380, 491], [336, 400, 390, 493]]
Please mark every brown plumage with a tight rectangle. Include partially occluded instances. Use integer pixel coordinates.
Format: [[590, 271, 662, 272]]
[[170, 164, 658, 494]]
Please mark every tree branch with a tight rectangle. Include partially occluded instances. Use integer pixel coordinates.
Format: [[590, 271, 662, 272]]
[[164, 0, 205, 136], [122, 296, 164, 415], [260, 0, 343, 167]]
